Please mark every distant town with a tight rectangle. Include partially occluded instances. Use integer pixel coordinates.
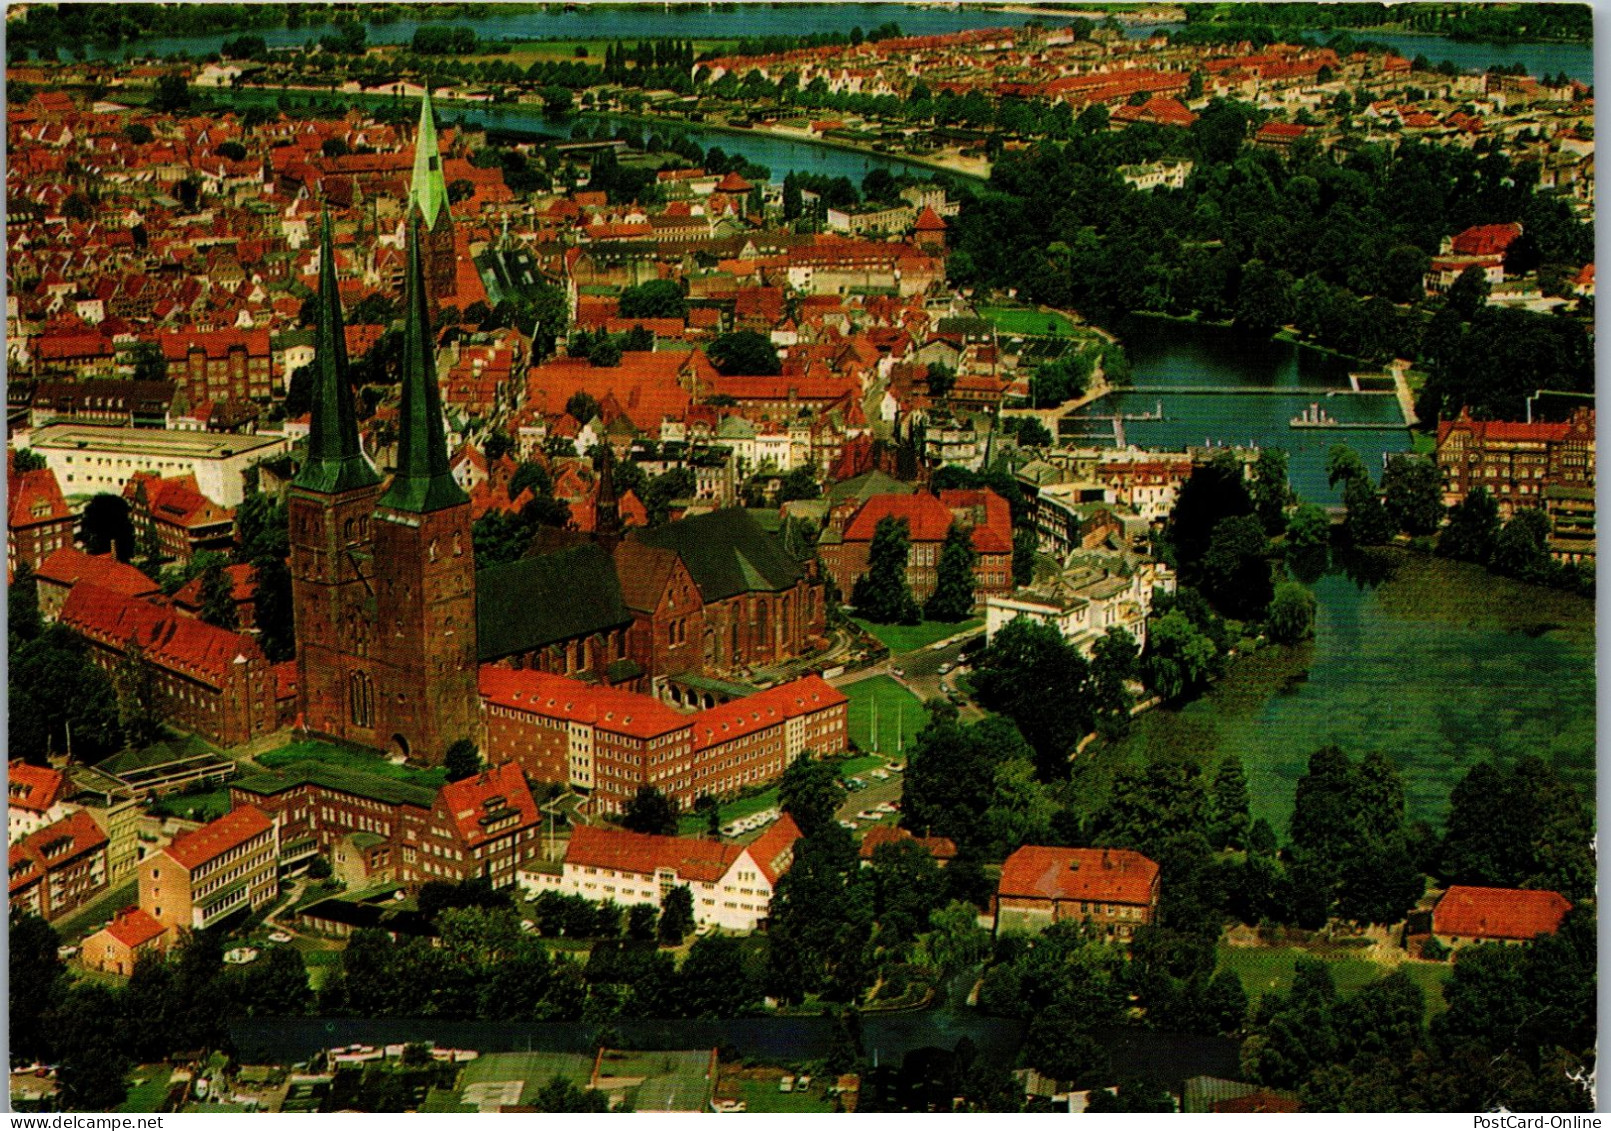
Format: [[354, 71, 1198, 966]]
[[7, 1, 1595, 1117]]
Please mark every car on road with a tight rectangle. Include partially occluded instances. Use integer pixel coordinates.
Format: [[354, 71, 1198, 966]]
[[267, 930, 293, 944], [857, 810, 879, 821], [938, 662, 953, 674], [873, 802, 896, 814], [839, 819, 858, 830], [871, 769, 889, 780], [891, 666, 905, 677], [56, 945, 78, 960]]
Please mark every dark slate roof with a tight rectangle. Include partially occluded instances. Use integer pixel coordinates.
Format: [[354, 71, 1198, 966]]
[[475, 542, 632, 662], [633, 508, 802, 602]]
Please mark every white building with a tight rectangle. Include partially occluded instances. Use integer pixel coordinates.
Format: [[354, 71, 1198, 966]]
[[22, 424, 288, 507], [985, 562, 1173, 656], [519, 817, 801, 932]]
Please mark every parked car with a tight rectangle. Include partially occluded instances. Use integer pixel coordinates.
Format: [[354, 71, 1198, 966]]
[[267, 930, 293, 944], [839, 819, 858, 830], [779, 1076, 795, 1093], [938, 662, 953, 674]]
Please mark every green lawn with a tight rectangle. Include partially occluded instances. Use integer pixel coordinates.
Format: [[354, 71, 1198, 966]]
[[979, 305, 1080, 337], [853, 617, 982, 655], [843, 676, 925, 757], [736, 1078, 834, 1113], [149, 789, 232, 822], [837, 754, 889, 777], [676, 787, 782, 836], [1217, 945, 1450, 1017], [117, 1069, 173, 1114], [256, 740, 447, 791]]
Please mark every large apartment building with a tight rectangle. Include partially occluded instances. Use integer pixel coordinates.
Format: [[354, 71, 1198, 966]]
[[143, 806, 279, 935]]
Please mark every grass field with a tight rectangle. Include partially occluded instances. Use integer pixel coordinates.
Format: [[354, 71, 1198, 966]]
[[853, 617, 981, 655], [117, 1069, 172, 1114], [1217, 945, 1450, 1016], [979, 305, 1080, 337], [676, 786, 782, 837], [736, 1078, 834, 1113], [256, 740, 447, 791], [843, 676, 925, 757]]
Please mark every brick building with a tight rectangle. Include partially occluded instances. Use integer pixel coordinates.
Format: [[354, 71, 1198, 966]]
[[8, 759, 73, 844], [34, 547, 162, 623], [290, 212, 478, 766], [819, 488, 1014, 605], [58, 582, 279, 747], [994, 846, 1159, 939], [1434, 407, 1596, 519], [160, 328, 275, 405], [84, 906, 171, 975], [229, 759, 544, 889], [9, 810, 110, 922], [479, 668, 849, 815], [142, 806, 279, 936], [123, 472, 236, 565], [7, 460, 74, 580], [522, 815, 802, 931]]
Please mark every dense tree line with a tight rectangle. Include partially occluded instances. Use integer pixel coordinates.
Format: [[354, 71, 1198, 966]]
[[949, 119, 1592, 422]]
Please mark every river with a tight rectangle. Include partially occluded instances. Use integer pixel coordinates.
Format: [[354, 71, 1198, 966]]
[[86, 5, 1592, 82]]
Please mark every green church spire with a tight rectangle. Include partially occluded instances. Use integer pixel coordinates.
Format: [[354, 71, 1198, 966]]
[[378, 215, 467, 515], [294, 212, 381, 495], [408, 89, 450, 231]]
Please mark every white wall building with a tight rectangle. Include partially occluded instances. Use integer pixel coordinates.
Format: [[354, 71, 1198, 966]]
[[22, 424, 288, 507]]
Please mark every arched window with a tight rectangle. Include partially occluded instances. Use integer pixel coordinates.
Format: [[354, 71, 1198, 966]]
[[349, 671, 373, 728]]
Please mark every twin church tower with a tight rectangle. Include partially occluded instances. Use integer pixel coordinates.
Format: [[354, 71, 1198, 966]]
[[288, 95, 476, 764]]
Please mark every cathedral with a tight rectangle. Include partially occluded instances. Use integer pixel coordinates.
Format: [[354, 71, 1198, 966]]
[[289, 130, 477, 764]]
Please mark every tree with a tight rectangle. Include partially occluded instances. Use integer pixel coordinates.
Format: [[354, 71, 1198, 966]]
[[778, 754, 846, 837], [679, 933, 758, 1017], [1440, 757, 1593, 900], [971, 618, 1093, 777], [707, 330, 781, 376], [9, 561, 43, 649], [444, 738, 481, 782], [1381, 455, 1444, 537], [1438, 487, 1500, 564], [622, 785, 679, 836], [1250, 448, 1292, 535], [1207, 755, 1251, 851], [1168, 452, 1253, 577], [619, 279, 688, 320], [197, 560, 239, 630], [851, 516, 921, 625], [625, 902, 658, 942], [1342, 475, 1393, 547], [565, 390, 602, 425], [1288, 748, 1422, 925], [48, 982, 131, 1111], [869, 839, 947, 947], [114, 641, 166, 749], [658, 884, 695, 944], [152, 70, 191, 114], [924, 521, 977, 622], [1199, 514, 1273, 621], [1446, 264, 1491, 321], [693, 794, 722, 838], [80, 493, 135, 559], [10, 911, 65, 1063], [1012, 528, 1036, 587], [1491, 508, 1553, 583], [1266, 581, 1316, 645], [535, 1075, 610, 1112]]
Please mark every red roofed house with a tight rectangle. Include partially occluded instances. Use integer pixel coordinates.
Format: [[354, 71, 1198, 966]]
[[34, 547, 161, 623], [912, 205, 948, 254], [1425, 222, 1526, 293], [84, 905, 171, 975], [1253, 121, 1309, 151], [124, 472, 236, 566], [58, 583, 279, 747], [143, 805, 278, 935], [9, 810, 110, 921], [1432, 885, 1573, 948], [8, 460, 75, 580], [8, 759, 74, 843], [819, 488, 1015, 605], [858, 823, 957, 865], [995, 845, 1160, 939], [533, 814, 802, 931]]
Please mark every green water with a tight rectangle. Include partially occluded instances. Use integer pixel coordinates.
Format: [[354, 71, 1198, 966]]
[[1103, 551, 1595, 831]]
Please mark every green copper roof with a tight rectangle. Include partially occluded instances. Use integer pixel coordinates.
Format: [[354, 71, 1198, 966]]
[[294, 213, 381, 495], [377, 216, 469, 514], [408, 90, 451, 231]]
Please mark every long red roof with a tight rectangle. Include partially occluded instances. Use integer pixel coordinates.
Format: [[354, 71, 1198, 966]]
[[479, 667, 691, 740], [566, 823, 740, 884], [997, 846, 1159, 906], [163, 805, 273, 871], [436, 762, 542, 850], [60, 583, 264, 689], [1433, 885, 1572, 941]]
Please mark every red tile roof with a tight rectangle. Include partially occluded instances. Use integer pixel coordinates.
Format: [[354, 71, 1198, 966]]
[[913, 206, 947, 232], [566, 823, 740, 884], [743, 813, 802, 884], [60, 583, 265, 689], [1450, 222, 1524, 257], [689, 677, 847, 753], [938, 488, 1014, 554], [478, 667, 691, 741], [163, 805, 273, 871], [715, 171, 752, 193], [37, 548, 160, 600], [843, 491, 957, 543], [858, 823, 957, 862], [102, 905, 168, 950], [1433, 885, 1572, 942], [1256, 121, 1309, 141], [997, 846, 1159, 906], [436, 762, 542, 850], [8, 467, 71, 532], [8, 759, 67, 813], [13, 810, 108, 875]]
